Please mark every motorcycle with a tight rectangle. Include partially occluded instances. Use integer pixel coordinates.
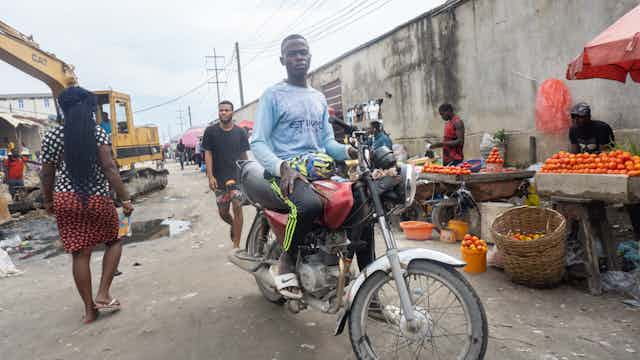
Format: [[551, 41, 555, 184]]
[[230, 131, 488, 359]]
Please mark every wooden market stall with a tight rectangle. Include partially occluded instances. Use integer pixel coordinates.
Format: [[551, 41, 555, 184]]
[[536, 172, 640, 295]]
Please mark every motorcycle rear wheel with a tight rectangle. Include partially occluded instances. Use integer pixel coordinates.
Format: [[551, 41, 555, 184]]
[[246, 213, 285, 305], [348, 260, 488, 359]]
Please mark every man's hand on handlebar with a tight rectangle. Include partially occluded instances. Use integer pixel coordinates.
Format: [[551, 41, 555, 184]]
[[348, 147, 358, 159]]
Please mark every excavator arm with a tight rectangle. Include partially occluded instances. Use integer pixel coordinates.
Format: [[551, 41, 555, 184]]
[[0, 20, 77, 100]]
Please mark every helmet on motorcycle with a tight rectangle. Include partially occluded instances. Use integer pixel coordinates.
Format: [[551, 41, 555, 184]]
[[372, 146, 396, 170], [288, 152, 336, 181]]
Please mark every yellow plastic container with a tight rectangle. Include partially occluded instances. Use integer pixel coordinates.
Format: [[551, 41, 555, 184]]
[[461, 246, 487, 274], [448, 220, 469, 241]]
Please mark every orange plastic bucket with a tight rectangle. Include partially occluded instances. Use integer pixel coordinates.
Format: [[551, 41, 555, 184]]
[[461, 246, 487, 273], [400, 221, 435, 240], [448, 220, 469, 241]]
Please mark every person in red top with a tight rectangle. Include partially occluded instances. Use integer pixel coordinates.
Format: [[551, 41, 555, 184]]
[[429, 103, 465, 166], [3, 150, 26, 197]]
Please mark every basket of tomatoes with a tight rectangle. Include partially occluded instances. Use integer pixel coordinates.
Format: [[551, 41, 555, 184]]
[[461, 234, 488, 273], [491, 206, 566, 287]]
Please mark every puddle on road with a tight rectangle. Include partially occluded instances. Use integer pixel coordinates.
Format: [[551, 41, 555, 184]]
[[0, 216, 192, 264]]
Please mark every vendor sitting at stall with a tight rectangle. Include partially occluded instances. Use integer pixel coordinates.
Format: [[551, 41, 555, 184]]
[[369, 119, 392, 150], [429, 103, 465, 166], [569, 102, 615, 154]]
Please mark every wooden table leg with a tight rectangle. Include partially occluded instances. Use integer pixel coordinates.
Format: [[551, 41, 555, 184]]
[[579, 205, 603, 295], [590, 203, 619, 271]]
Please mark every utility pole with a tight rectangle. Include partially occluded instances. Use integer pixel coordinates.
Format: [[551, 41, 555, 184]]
[[177, 108, 185, 132], [187, 105, 193, 128], [235, 42, 245, 107], [205, 48, 226, 105]]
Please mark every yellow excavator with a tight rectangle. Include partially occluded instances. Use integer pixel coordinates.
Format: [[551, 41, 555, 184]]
[[0, 20, 167, 209]]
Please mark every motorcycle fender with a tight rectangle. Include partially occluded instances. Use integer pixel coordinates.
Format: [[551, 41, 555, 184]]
[[336, 248, 465, 334]]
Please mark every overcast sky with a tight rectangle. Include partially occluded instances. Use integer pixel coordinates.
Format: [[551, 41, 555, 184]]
[[2, 0, 445, 142]]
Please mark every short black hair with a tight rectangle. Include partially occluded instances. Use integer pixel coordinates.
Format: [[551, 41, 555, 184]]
[[219, 100, 234, 110], [438, 103, 454, 113], [281, 34, 307, 54]]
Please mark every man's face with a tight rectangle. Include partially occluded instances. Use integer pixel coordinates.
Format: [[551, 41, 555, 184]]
[[572, 115, 590, 127], [439, 110, 453, 121], [219, 104, 233, 123], [280, 38, 311, 78]]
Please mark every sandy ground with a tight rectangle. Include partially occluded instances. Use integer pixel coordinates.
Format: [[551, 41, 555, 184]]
[[1, 161, 639, 360]]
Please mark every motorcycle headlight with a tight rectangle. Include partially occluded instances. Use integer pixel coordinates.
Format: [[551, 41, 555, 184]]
[[400, 164, 417, 208]]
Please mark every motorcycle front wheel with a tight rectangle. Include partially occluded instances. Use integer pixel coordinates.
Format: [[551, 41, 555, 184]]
[[246, 212, 285, 304], [349, 260, 488, 359]]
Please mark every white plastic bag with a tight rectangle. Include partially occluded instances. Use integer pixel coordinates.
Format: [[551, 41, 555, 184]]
[[479, 133, 497, 159], [0, 248, 22, 277], [602, 270, 640, 301]]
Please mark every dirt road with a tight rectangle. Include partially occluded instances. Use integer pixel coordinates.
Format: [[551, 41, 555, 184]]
[[1, 162, 638, 360]]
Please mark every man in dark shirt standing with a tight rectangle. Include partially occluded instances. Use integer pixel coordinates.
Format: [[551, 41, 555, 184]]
[[176, 139, 186, 170], [569, 102, 615, 154], [202, 100, 250, 248]]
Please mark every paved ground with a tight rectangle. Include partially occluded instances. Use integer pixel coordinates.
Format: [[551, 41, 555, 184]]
[[1, 161, 639, 360]]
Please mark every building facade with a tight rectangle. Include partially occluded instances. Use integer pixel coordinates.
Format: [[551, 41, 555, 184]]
[[0, 93, 56, 119], [235, 0, 640, 165]]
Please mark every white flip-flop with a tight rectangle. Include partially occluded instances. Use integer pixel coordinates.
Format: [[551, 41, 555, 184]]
[[271, 268, 303, 299]]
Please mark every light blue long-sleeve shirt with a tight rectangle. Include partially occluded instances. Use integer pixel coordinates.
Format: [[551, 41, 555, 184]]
[[250, 81, 349, 176]]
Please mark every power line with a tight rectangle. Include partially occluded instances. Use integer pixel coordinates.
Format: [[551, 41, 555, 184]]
[[310, 0, 394, 42], [133, 73, 214, 114], [242, 0, 291, 46], [243, 0, 370, 51], [243, 0, 394, 69], [241, 0, 382, 66], [244, 0, 327, 50]]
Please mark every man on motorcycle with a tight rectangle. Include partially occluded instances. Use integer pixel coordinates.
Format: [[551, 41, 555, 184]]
[[250, 34, 359, 298]]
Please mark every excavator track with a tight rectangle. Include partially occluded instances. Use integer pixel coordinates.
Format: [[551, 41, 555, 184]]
[[120, 167, 169, 200]]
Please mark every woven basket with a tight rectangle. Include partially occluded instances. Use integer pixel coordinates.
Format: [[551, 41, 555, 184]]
[[491, 206, 566, 287]]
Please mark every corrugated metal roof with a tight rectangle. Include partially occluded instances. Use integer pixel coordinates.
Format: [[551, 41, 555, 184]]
[[0, 112, 44, 128]]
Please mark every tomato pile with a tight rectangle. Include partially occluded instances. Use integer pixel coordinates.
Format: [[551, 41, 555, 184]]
[[486, 147, 504, 164], [423, 164, 472, 175], [540, 150, 640, 176], [511, 232, 545, 241], [462, 234, 488, 253]]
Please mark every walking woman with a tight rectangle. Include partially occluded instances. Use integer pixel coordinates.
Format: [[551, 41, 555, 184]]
[[40, 86, 134, 324]]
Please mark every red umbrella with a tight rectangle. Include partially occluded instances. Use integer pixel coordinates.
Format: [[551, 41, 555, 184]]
[[237, 120, 253, 129], [179, 127, 205, 148], [567, 4, 640, 83]]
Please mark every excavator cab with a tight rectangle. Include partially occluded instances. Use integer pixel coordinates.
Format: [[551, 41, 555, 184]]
[[94, 90, 162, 169]]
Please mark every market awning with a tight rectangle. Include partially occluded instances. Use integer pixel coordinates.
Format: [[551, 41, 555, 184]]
[[0, 112, 44, 128], [567, 4, 640, 83]]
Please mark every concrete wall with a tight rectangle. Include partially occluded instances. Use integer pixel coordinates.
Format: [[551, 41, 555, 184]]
[[233, 99, 259, 126], [306, 0, 640, 165]]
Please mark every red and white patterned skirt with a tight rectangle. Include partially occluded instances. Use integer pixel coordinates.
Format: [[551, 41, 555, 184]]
[[53, 192, 119, 253]]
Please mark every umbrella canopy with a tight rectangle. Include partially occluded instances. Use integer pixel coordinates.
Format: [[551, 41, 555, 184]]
[[237, 120, 253, 129], [180, 127, 205, 148], [567, 4, 640, 83]]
